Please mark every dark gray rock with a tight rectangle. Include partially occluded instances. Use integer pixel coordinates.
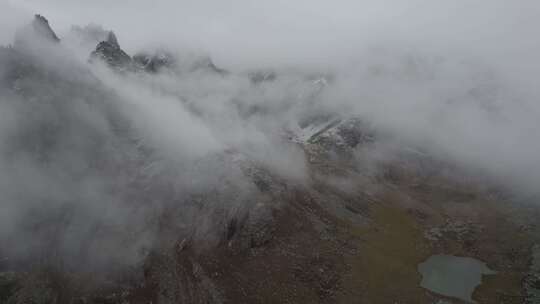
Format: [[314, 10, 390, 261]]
[[90, 31, 132, 69], [308, 117, 374, 150], [133, 50, 176, 73]]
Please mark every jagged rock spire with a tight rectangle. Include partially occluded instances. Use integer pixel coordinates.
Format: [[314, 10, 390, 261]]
[[31, 14, 60, 43], [90, 31, 132, 69], [105, 31, 119, 49], [14, 14, 60, 49]]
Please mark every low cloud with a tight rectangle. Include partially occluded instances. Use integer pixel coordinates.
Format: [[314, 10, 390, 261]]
[[1, 0, 540, 284]]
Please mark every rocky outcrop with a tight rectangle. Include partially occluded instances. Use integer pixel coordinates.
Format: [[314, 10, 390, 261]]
[[90, 31, 132, 69], [29, 14, 60, 43], [294, 115, 375, 152], [31, 15, 60, 42], [14, 14, 60, 49], [133, 50, 176, 73]]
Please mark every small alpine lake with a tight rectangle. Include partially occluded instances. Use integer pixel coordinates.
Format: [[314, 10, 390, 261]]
[[418, 255, 496, 303]]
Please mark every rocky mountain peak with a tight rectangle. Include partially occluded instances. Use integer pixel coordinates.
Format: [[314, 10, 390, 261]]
[[90, 31, 132, 69], [13, 14, 60, 49], [31, 14, 60, 43], [105, 31, 120, 49]]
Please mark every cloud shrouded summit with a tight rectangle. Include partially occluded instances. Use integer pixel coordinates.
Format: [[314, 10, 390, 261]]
[[0, 2, 540, 303]]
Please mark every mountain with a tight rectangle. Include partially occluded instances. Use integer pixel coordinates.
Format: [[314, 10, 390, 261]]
[[14, 14, 60, 46], [1, 15, 539, 304], [90, 31, 133, 69]]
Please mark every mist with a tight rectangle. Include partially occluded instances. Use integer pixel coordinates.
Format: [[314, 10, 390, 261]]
[[1, 0, 540, 288], [6, 0, 539, 69]]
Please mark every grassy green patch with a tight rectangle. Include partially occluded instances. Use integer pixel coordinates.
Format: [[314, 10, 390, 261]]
[[340, 204, 431, 303]]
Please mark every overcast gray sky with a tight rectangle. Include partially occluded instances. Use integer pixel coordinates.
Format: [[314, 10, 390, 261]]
[[4, 0, 540, 68]]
